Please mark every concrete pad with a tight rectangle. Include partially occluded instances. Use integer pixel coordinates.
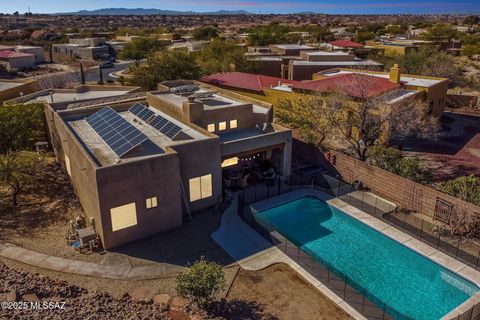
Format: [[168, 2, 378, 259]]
[[429, 251, 467, 273], [382, 226, 413, 243], [360, 217, 391, 231], [403, 238, 438, 257], [458, 265, 480, 287]]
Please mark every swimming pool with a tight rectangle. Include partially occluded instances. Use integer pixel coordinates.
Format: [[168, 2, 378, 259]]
[[255, 196, 479, 320]]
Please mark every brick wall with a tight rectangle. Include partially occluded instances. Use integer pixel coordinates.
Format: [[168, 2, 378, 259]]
[[292, 138, 480, 218]]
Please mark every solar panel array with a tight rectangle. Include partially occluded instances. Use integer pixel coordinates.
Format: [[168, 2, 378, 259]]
[[86, 107, 148, 157], [128, 103, 183, 139], [129, 102, 155, 122]]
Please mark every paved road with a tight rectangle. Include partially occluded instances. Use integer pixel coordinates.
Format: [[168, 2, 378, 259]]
[[85, 61, 134, 83]]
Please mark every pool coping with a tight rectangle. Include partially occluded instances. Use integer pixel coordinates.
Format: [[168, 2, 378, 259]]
[[249, 188, 480, 320]]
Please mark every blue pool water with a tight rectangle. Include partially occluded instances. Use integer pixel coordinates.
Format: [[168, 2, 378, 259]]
[[255, 196, 479, 320]]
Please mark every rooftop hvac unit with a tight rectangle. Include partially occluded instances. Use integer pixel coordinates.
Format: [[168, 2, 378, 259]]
[[170, 84, 199, 95]]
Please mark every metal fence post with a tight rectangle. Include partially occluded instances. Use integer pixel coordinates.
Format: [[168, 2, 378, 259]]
[[455, 239, 460, 259], [361, 288, 366, 314], [361, 191, 365, 209], [382, 303, 386, 320], [420, 219, 424, 239], [476, 248, 480, 270], [343, 275, 347, 300]]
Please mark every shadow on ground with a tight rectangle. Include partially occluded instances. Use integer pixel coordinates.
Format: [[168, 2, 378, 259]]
[[112, 210, 235, 267], [207, 299, 279, 320]]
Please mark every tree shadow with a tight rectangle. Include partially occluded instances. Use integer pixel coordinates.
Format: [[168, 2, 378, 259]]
[[0, 160, 80, 241], [206, 299, 279, 320]]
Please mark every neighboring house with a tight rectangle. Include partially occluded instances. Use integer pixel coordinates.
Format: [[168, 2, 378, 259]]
[[53, 38, 109, 60], [286, 56, 383, 81], [0, 50, 36, 71], [15, 46, 45, 63], [30, 29, 58, 40], [365, 40, 436, 57], [247, 43, 383, 81], [313, 66, 449, 116], [201, 72, 298, 103], [43, 83, 292, 249], [168, 40, 208, 52]]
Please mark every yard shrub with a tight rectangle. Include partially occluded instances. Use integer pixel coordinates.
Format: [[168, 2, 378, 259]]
[[175, 257, 226, 307], [441, 175, 480, 206], [368, 146, 432, 184]]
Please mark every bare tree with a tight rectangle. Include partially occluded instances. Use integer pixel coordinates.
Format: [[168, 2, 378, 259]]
[[36, 72, 79, 90], [324, 74, 439, 161], [276, 95, 331, 147]]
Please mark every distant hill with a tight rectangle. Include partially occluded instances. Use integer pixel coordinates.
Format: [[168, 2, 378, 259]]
[[57, 8, 251, 15]]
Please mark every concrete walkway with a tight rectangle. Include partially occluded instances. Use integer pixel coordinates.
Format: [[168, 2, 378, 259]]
[[0, 242, 185, 280], [211, 192, 366, 320]]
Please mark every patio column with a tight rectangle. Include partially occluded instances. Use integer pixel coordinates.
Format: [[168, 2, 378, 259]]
[[281, 137, 292, 178]]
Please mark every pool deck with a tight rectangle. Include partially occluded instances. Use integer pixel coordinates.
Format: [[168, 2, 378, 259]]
[[212, 192, 367, 320], [213, 188, 480, 320]]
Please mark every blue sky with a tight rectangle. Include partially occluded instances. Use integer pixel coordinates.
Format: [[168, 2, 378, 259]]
[[3, 0, 480, 14]]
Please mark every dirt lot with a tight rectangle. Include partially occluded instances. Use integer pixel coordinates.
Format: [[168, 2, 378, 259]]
[[226, 264, 351, 320]]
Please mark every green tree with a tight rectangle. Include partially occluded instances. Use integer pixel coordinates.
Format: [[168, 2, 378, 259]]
[[0, 103, 45, 154], [130, 50, 201, 90], [463, 15, 480, 27], [462, 45, 480, 58], [175, 258, 226, 307], [441, 175, 480, 206], [247, 22, 292, 46], [196, 39, 257, 75], [422, 23, 457, 43], [192, 27, 218, 40], [0, 151, 45, 206], [120, 38, 168, 65], [304, 25, 332, 43], [355, 31, 375, 43]]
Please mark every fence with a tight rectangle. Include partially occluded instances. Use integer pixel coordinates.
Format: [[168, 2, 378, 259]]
[[237, 175, 400, 319], [236, 173, 480, 319]]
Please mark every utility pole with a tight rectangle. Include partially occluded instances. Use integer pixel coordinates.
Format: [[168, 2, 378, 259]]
[[98, 65, 104, 85], [80, 63, 85, 84]]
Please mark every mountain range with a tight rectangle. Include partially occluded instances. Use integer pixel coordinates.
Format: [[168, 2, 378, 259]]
[[57, 8, 251, 15]]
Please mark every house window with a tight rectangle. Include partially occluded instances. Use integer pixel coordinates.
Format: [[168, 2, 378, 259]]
[[222, 157, 238, 168], [207, 123, 215, 132], [146, 197, 158, 209], [189, 174, 213, 202], [219, 122, 227, 131], [229, 119, 238, 129], [64, 154, 71, 176], [110, 202, 137, 232]]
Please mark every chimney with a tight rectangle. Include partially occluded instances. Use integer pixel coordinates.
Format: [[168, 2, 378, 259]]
[[389, 64, 401, 84]]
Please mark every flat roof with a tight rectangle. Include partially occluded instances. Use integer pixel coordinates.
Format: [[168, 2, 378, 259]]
[[0, 81, 24, 91], [302, 50, 351, 56], [292, 60, 382, 66], [154, 89, 269, 115], [272, 44, 315, 50], [67, 106, 208, 166], [35, 90, 131, 104], [321, 70, 445, 88]]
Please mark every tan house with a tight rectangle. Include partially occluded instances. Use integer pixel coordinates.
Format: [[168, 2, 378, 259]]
[[42, 83, 292, 249]]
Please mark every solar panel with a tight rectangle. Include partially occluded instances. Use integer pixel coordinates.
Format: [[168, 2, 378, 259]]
[[129, 103, 155, 122], [86, 107, 148, 158], [160, 122, 182, 139], [149, 115, 169, 131]]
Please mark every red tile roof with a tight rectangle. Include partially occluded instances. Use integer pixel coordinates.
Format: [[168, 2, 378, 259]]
[[201, 72, 299, 92], [329, 40, 364, 48], [292, 74, 398, 98], [0, 50, 34, 59]]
